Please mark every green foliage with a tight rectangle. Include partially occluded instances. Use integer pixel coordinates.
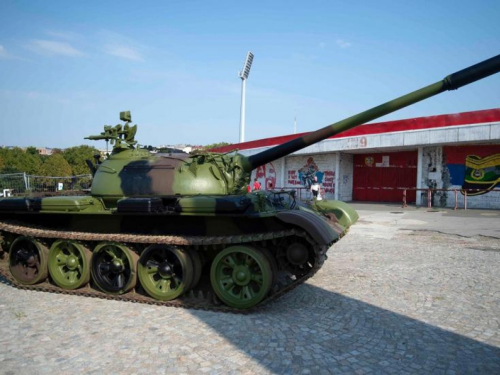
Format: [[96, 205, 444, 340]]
[[25, 146, 38, 155], [63, 145, 100, 175], [39, 154, 72, 177], [0, 147, 42, 174], [0, 145, 99, 176], [203, 142, 230, 150]]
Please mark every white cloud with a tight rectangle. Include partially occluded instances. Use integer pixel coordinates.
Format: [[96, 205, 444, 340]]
[[27, 39, 85, 57], [98, 30, 147, 62], [104, 44, 144, 62], [44, 30, 80, 41], [336, 39, 352, 49], [0, 45, 11, 59]]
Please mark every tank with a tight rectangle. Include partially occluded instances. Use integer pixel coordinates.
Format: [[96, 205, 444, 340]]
[[1, 54, 499, 311]]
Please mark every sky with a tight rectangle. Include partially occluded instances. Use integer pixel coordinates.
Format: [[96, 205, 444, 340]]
[[0, 0, 499, 149]]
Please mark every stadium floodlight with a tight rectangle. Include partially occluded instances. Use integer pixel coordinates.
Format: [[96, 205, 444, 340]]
[[238, 51, 254, 142], [239, 51, 254, 80]]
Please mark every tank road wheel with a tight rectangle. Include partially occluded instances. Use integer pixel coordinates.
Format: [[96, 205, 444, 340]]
[[48, 240, 92, 290], [91, 242, 139, 294], [210, 245, 273, 309], [138, 245, 194, 301], [9, 236, 49, 285], [258, 247, 279, 294]]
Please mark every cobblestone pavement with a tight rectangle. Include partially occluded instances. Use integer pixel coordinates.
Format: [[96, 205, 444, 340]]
[[1, 205, 499, 374]]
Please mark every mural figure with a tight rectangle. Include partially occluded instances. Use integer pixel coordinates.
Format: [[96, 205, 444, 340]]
[[298, 157, 324, 189], [461, 154, 500, 195]]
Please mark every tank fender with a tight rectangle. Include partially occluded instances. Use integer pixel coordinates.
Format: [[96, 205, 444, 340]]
[[276, 210, 339, 246]]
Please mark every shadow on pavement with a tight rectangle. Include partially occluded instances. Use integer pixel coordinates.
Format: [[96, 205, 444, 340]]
[[191, 283, 500, 374]]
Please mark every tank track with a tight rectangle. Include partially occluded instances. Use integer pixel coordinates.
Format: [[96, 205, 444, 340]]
[[0, 220, 332, 313]]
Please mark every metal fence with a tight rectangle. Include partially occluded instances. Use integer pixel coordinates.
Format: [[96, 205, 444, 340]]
[[402, 188, 500, 210], [0, 173, 92, 196]]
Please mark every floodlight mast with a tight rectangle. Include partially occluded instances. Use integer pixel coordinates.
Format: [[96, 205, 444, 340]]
[[238, 51, 254, 143]]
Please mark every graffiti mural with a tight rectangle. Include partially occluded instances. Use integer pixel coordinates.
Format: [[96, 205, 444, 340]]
[[461, 154, 500, 195], [444, 145, 500, 196], [287, 157, 335, 195], [322, 171, 335, 194], [298, 157, 323, 189], [253, 162, 276, 190]]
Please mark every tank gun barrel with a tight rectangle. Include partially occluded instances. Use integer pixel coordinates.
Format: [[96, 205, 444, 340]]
[[244, 53, 500, 172]]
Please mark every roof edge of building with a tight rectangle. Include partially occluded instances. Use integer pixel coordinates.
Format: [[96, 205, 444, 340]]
[[210, 108, 500, 153]]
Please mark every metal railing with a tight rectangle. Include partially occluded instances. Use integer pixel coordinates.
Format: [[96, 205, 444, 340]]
[[0, 173, 92, 196], [274, 187, 317, 201], [402, 188, 500, 210]]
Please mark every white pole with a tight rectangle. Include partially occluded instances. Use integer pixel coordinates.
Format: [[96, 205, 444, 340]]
[[239, 78, 246, 143], [416, 146, 423, 206], [238, 51, 253, 143]]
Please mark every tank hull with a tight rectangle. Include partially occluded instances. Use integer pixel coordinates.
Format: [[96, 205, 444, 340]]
[[0, 192, 341, 310]]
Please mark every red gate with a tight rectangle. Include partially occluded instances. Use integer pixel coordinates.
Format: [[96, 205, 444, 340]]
[[353, 151, 417, 202]]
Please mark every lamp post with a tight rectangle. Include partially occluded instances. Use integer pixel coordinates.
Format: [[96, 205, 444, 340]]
[[238, 51, 254, 143]]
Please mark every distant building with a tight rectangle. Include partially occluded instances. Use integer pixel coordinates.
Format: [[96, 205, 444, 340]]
[[157, 144, 203, 154], [182, 146, 204, 153], [37, 147, 53, 156]]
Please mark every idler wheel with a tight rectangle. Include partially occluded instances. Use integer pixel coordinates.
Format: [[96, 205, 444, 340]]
[[276, 238, 315, 278], [48, 240, 92, 290], [91, 242, 138, 294], [210, 245, 272, 309], [286, 243, 310, 266], [9, 236, 49, 285], [138, 245, 194, 301]]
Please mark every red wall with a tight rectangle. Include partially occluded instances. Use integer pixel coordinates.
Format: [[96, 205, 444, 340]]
[[353, 151, 417, 202], [444, 145, 500, 164]]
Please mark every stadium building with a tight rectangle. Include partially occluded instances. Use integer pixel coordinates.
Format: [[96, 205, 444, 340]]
[[212, 109, 500, 209]]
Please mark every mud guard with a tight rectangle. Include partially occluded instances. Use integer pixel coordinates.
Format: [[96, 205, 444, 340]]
[[276, 210, 339, 246], [312, 200, 359, 228]]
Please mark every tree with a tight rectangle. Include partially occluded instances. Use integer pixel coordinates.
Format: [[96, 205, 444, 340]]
[[39, 154, 72, 177], [26, 146, 39, 155], [63, 145, 100, 175], [203, 142, 231, 150], [0, 147, 42, 174]]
